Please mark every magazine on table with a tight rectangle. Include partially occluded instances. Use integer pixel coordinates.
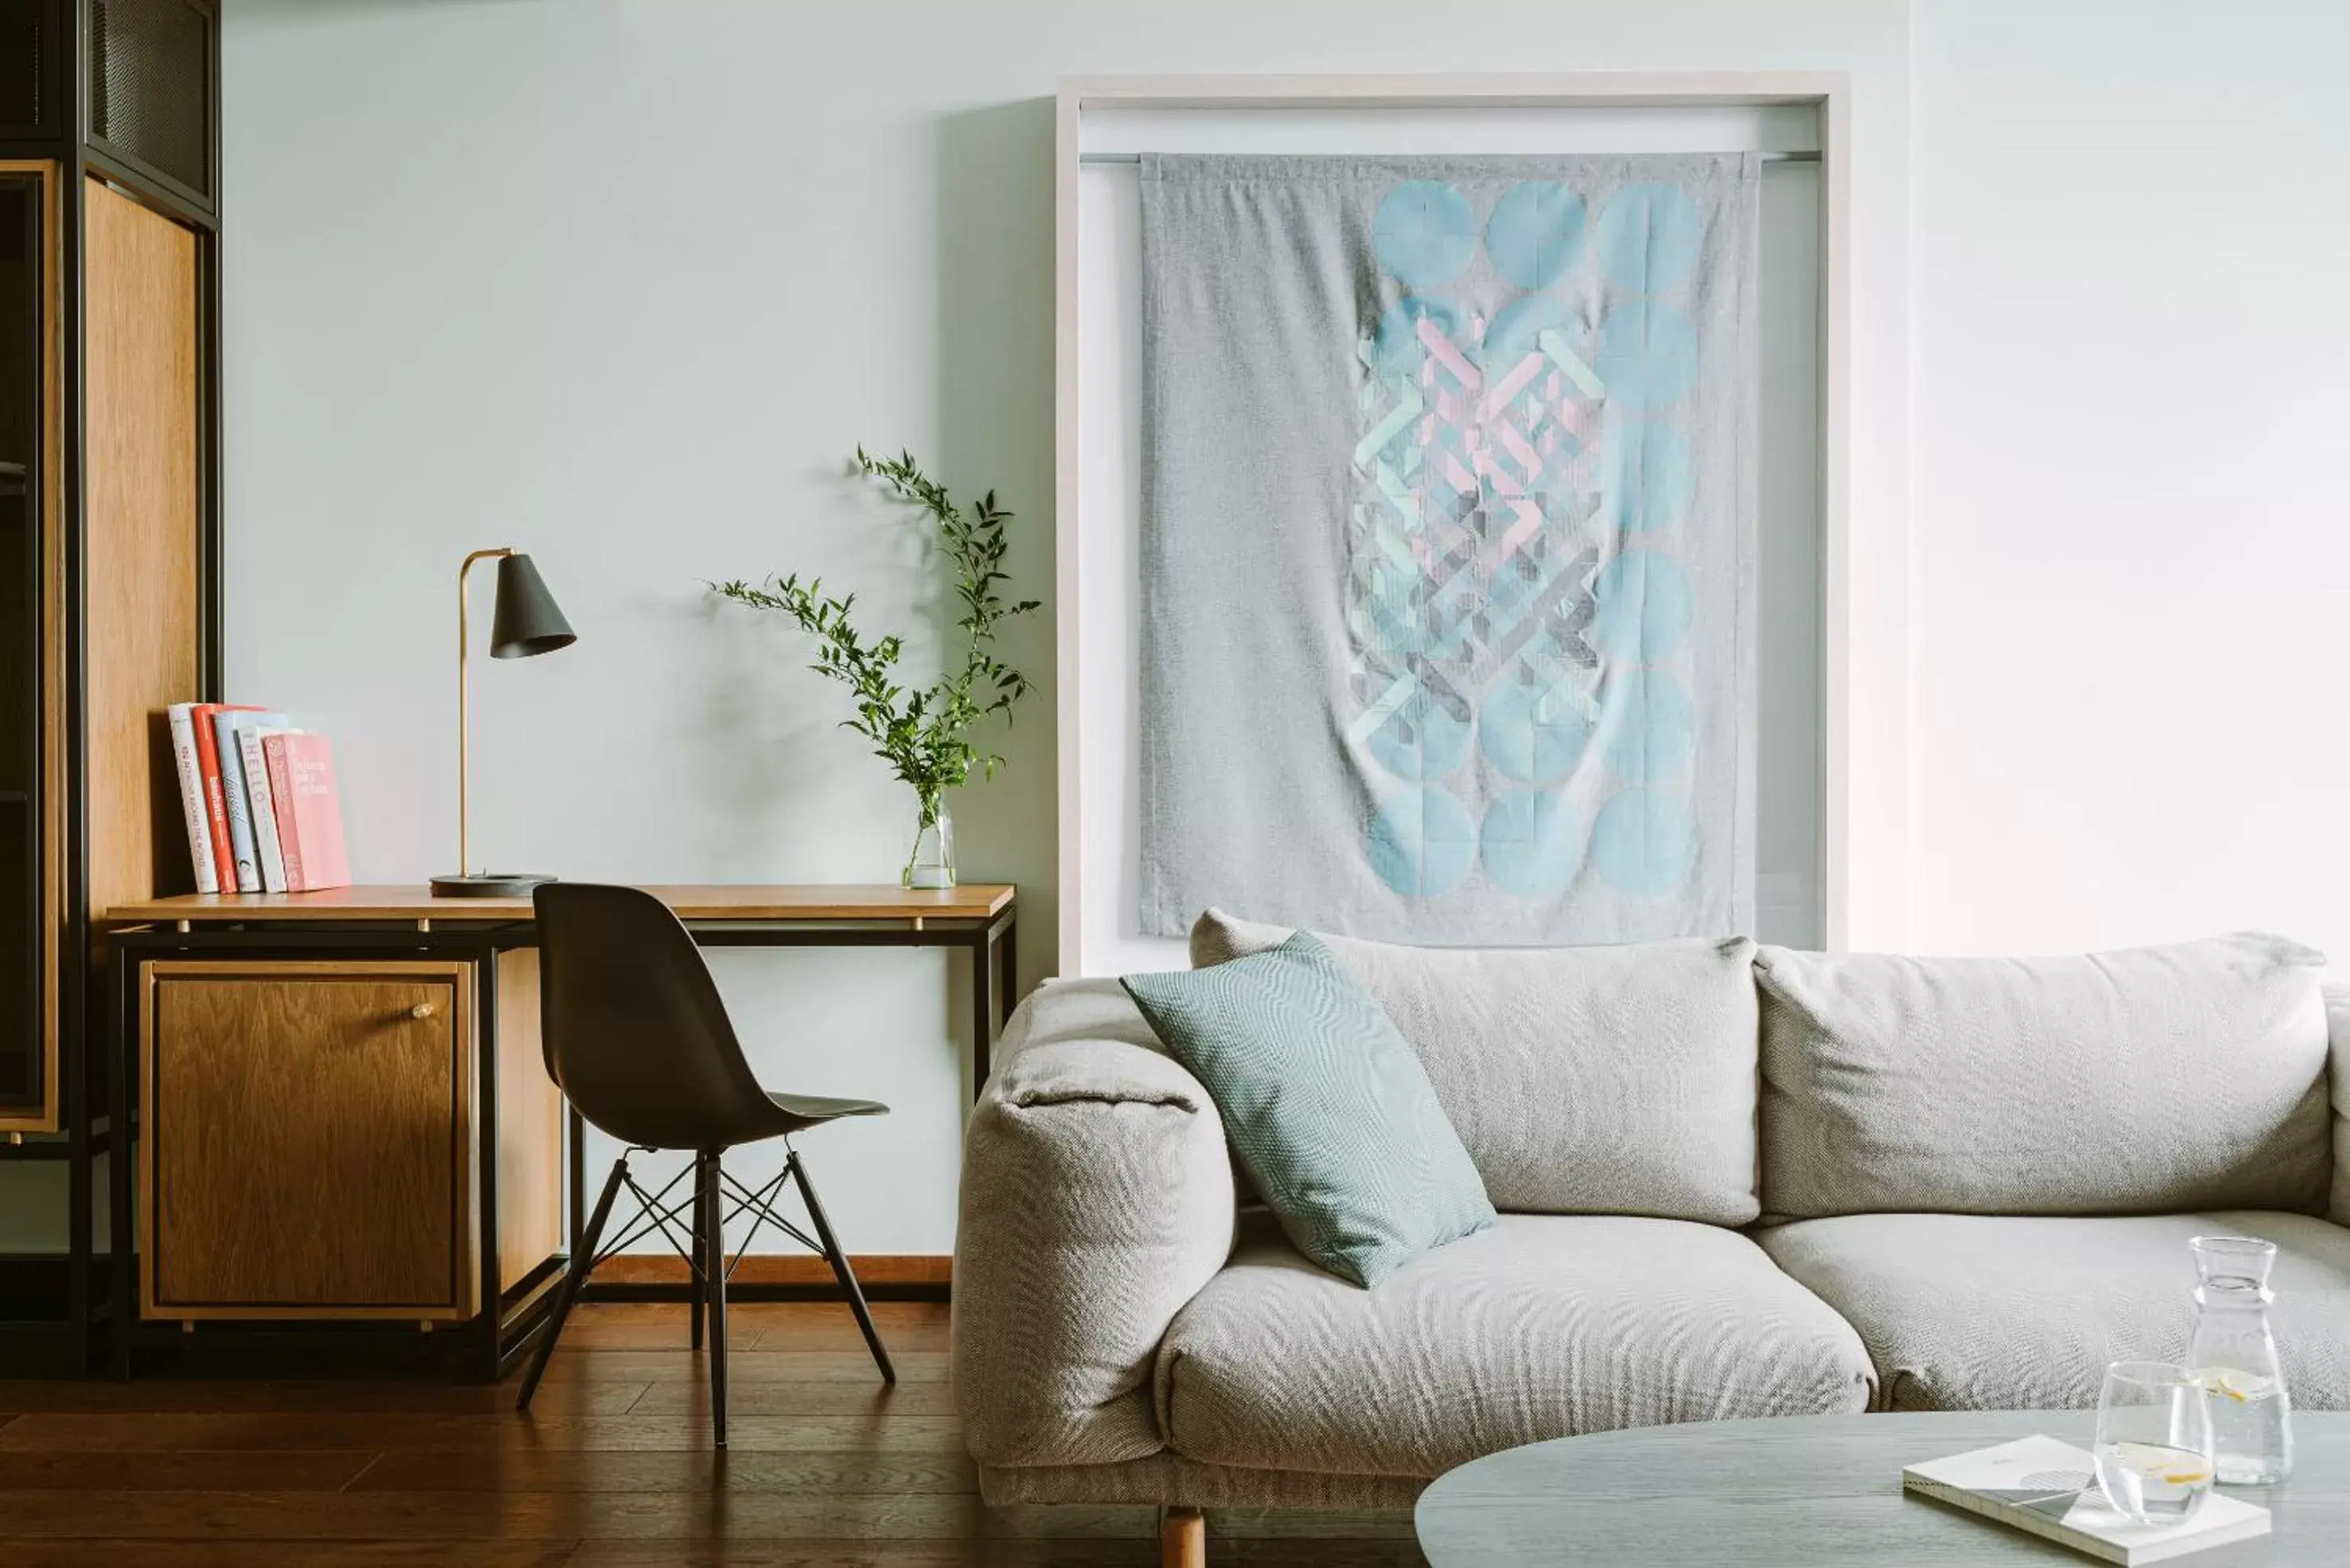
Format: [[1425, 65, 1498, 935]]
[[1903, 1435, 2270, 1565]]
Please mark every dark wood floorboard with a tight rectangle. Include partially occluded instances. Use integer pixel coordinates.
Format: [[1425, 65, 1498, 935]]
[[348, 1448, 981, 1495], [14, 1545, 579, 1568], [0, 1302, 1427, 1566], [0, 1378, 654, 1415], [0, 1448, 376, 1489]]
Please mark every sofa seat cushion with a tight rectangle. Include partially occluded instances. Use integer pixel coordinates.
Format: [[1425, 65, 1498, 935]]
[[1154, 1213, 1876, 1478], [1758, 1211, 2350, 1413]]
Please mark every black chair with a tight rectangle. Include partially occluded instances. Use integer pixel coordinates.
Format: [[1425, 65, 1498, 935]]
[[515, 882, 896, 1443]]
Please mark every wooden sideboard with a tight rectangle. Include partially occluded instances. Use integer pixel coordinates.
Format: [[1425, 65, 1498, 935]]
[[95, 883, 1017, 1378]]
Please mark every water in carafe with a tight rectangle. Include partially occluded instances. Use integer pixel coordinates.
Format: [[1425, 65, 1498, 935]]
[[2185, 1235, 2293, 1485]]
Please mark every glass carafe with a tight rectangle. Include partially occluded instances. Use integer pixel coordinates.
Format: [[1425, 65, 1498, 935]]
[[2186, 1235, 2293, 1484]]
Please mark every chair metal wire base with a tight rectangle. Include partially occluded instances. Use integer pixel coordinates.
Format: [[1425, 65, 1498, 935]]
[[514, 1139, 894, 1445]]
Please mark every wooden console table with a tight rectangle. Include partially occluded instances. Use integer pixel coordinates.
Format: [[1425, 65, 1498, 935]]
[[96, 883, 1016, 1379]]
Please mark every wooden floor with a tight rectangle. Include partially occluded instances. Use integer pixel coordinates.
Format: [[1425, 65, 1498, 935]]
[[0, 1302, 1427, 1567]]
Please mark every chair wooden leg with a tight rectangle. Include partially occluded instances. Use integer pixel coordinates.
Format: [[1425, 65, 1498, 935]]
[[1161, 1505, 1205, 1568], [517, 1156, 627, 1410], [789, 1149, 896, 1383], [701, 1149, 728, 1447], [689, 1156, 707, 1352]]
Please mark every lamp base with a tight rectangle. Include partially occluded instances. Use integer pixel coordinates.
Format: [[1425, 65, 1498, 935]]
[[430, 872, 557, 898]]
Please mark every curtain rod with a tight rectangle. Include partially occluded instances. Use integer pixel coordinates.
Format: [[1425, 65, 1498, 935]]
[[1077, 149, 1821, 164]]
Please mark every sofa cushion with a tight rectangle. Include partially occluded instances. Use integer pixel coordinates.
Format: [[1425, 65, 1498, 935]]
[[1191, 909, 1761, 1223], [1758, 1211, 2350, 1413], [1122, 934, 1495, 1288], [1755, 933, 2332, 1219], [1154, 1211, 1875, 1477]]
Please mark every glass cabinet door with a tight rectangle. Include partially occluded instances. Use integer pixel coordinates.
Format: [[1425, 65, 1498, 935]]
[[0, 167, 49, 1126]]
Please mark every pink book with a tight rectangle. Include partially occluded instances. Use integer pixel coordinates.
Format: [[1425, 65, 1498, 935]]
[[262, 733, 351, 892]]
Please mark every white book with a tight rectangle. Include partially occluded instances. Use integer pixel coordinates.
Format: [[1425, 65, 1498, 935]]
[[165, 702, 218, 894], [1903, 1436, 2271, 1565], [240, 725, 303, 895]]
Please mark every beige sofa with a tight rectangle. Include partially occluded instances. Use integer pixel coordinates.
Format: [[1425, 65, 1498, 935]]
[[952, 916, 2350, 1548]]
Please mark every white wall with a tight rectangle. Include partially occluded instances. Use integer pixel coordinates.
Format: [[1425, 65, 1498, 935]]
[[1907, 0, 2350, 959], [218, 0, 1911, 1254], [0, 0, 2283, 1269], [26, 0, 2338, 1259]]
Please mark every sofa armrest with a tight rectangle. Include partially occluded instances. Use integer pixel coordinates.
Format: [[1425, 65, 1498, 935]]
[[953, 978, 1236, 1469], [2328, 984, 2350, 1227]]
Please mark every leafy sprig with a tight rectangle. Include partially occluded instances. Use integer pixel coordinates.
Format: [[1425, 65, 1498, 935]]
[[715, 448, 1039, 804]]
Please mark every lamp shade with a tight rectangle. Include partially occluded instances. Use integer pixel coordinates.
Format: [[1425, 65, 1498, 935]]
[[490, 552, 576, 659]]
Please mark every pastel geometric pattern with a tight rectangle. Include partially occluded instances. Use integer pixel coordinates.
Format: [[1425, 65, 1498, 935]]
[[1478, 790, 1588, 898], [1484, 181, 1587, 289], [1591, 550, 1696, 664], [1602, 419, 1696, 534], [1351, 176, 1712, 906], [1367, 784, 1479, 898], [1591, 787, 1701, 897], [1478, 665, 1596, 783], [1372, 179, 1478, 287], [1598, 668, 1698, 783], [1122, 933, 1496, 1289], [1596, 180, 1706, 290]]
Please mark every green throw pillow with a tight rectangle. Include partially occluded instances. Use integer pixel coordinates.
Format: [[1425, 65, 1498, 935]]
[[1122, 933, 1495, 1287]]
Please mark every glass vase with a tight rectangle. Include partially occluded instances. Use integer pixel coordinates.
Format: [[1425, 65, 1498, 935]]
[[904, 789, 955, 889], [2187, 1235, 2293, 1484]]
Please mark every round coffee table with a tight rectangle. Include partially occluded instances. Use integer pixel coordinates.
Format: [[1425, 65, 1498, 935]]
[[1416, 1410, 2348, 1565]]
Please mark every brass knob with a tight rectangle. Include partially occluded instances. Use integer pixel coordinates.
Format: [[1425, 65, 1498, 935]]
[[410, 1002, 437, 1020]]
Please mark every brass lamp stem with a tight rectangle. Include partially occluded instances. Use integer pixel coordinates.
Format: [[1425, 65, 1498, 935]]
[[456, 548, 515, 879]]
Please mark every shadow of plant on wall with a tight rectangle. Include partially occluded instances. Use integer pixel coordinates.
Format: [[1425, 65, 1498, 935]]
[[713, 449, 1040, 889]]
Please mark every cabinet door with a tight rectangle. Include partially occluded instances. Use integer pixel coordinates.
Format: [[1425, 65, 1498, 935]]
[[141, 961, 474, 1318], [0, 159, 57, 1133]]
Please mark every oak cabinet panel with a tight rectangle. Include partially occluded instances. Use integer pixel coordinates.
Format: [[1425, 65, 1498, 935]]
[[141, 961, 475, 1318], [494, 947, 563, 1293]]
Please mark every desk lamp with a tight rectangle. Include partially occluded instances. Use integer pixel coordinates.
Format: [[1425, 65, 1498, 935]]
[[431, 548, 576, 896]]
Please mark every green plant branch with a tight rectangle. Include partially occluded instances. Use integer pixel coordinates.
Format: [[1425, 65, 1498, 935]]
[[715, 447, 1040, 800]]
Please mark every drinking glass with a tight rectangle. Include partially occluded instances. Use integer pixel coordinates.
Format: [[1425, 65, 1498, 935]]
[[2094, 1360, 2215, 1527]]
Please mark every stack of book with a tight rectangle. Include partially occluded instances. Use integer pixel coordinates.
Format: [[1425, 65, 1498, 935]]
[[166, 703, 351, 895]]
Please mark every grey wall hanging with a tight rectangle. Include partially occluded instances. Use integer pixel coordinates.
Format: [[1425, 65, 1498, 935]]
[[1138, 152, 1761, 944]]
